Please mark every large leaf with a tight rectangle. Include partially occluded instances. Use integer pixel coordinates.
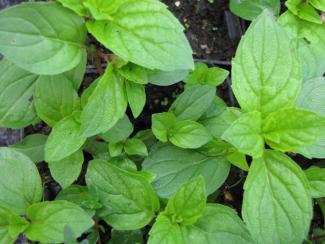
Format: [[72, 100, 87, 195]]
[[242, 150, 312, 243], [232, 10, 301, 117], [262, 108, 325, 152], [34, 75, 80, 127], [86, 160, 160, 230], [304, 166, 325, 198], [143, 144, 230, 198], [25, 201, 94, 243], [45, 112, 87, 162], [86, 0, 193, 71], [0, 148, 42, 214], [0, 205, 29, 244], [10, 134, 47, 163], [81, 66, 127, 137], [0, 59, 38, 128], [0, 2, 87, 75]]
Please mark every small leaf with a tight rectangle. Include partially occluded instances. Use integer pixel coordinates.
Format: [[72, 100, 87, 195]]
[[148, 69, 189, 86], [126, 81, 146, 118], [108, 142, 124, 157], [152, 112, 177, 142], [25, 201, 94, 243], [286, 0, 322, 24], [227, 151, 249, 171], [309, 0, 325, 11], [118, 63, 149, 85], [100, 115, 134, 143], [198, 139, 235, 157], [0, 148, 42, 214], [304, 166, 325, 198], [57, 0, 89, 16], [10, 134, 47, 163], [108, 229, 144, 244], [124, 138, 148, 157]]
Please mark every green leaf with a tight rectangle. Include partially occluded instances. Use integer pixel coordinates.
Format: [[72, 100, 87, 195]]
[[86, 160, 160, 230], [0, 148, 42, 215], [57, 0, 89, 16], [100, 115, 134, 143], [83, 139, 109, 160], [222, 111, 264, 157], [10, 134, 47, 163], [198, 139, 235, 157], [86, 0, 193, 71], [109, 142, 124, 157], [184, 62, 229, 88], [64, 50, 87, 90], [49, 150, 84, 189], [81, 66, 127, 137], [109, 229, 144, 244], [143, 144, 230, 198], [25, 201, 94, 243], [81, 78, 99, 108], [45, 112, 87, 162], [126, 81, 146, 118], [232, 10, 301, 117], [226, 151, 249, 171], [118, 63, 149, 85], [309, 0, 325, 11], [230, 0, 280, 20], [262, 108, 325, 152], [304, 166, 325, 198], [286, 0, 322, 24], [165, 177, 206, 225], [199, 96, 227, 120], [83, 0, 125, 20], [242, 150, 312, 243], [0, 2, 87, 75], [148, 69, 189, 86], [0, 205, 29, 244], [0, 59, 38, 128], [152, 112, 177, 142], [170, 85, 215, 121], [124, 138, 148, 157], [169, 120, 212, 149], [34, 75, 80, 127]]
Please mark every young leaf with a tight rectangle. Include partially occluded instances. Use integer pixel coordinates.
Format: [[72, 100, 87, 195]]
[[143, 144, 230, 198], [304, 166, 325, 198], [57, 0, 89, 16], [263, 108, 325, 152], [25, 201, 94, 243], [9, 134, 47, 163], [169, 85, 215, 121], [184, 62, 229, 88], [109, 142, 124, 157], [0, 205, 29, 244], [100, 115, 134, 143], [34, 75, 80, 127], [0, 2, 87, 75], [81, 66, 127, 137], [232, 10, 301, 117], [124, 138, 148, 157], [0, 59, 38, 128], [227, 151, 249, 171], [0, 148, 42, 215], [152, 112, 177, 142], [118, 63, 149, 85], [45, 112, 87, 162], [286, 0, 322, 24], [125, 81, 146, 118], [164, 176, 206, 225], [309, 0, 325, 11], [169, 120, 212, 149], [86, 0, 193, 71], [198, 139, 235, 157], [86, 160, 160, 230], [242, 150, 312, 243], [222, 111, 264, 157], [48, 150, 84, 189]]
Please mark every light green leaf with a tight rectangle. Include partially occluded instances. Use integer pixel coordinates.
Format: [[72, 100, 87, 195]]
[[83, 0, 125, 20], [0, 148, 42, 215], [184, 62, 229, 88], [230, 0, 280, 20], [45, 112, 87, 162], [227, 151, 249, 171], [169, 120, 212, 149], [10, 134, 47, 163], [118, 63, 149, 85], [198, 139, 235, 157], [0, 59, 38, 128], [232, 10, 301, 117], [109, 142, 124, 157], [0, 205, 29, 244], [49, 150, 84, 189], [86, 160, 160, 230], [242, 150, 312, 244], [165, 177, 206, 225], [124, 138, 148, 157], [126, 81, 146, 118], [86, 0, 193, 71], [109, 229, 144, 244], [143, 144, 230, 198], [64, 50, 87, 90], [199, 96, 227, 120], [34, 75, 80, 127], [222, 111, 264, 157], [80, 78, 99, 108], [148, 69, 189, 86], [152, 112, 177, 142], [286, 0, 322, 24], [81, 66, 127, 137], [100, 115, 134, 143], [262, 108, 325, 152], [57, 0, 89, 16], [304, 166, 325, 198], [0, 2, 87, 75], [170, 85, 215, 121], [309, 0, 325, 11], [25, 201, 94, 244]]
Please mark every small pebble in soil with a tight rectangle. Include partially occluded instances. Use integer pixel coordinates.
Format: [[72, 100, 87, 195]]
[[174, 1, 181, 7]]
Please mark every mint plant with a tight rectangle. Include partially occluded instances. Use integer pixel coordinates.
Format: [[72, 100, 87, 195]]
[[0, 0, 324, 243]]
